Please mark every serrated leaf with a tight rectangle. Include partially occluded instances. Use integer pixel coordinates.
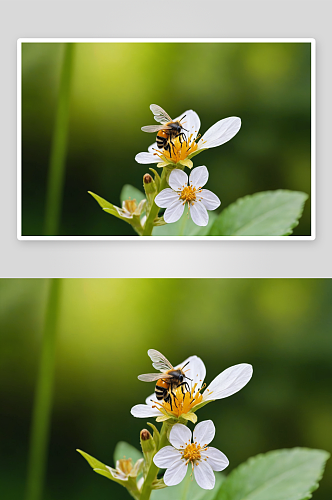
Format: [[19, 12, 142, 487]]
[[121, 184, 146, 205], [76, 449, 109, 472], [216, 448, 329, 500], [114, 441, 143, 465], [153, 210, 217, 236], [209, 190, 308, 236], [151, 468, 225, 500]]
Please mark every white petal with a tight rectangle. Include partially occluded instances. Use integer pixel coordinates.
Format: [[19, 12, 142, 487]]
[[135, 152, 160, 164], [190, 201, 209, 226], [189, 166, 209, 189], [131, 458, 144, 476], [115, 207, 132, 219], [168, 169, 188, 191], [203, 363, 253, 401], [193, 420, 215, 447], [201, 447, 229, 471], [137, 477, 144, 490], [173, 109, 201, 141], [145, 393, 156, 405], [148, 142, 159, 153], [169, 423, 192, 449], [107, 466, 128, 481], [174, 355, 206, 393], [199, 189, 221, 210], [130, 404, 161, 418], [198, 117, 241, 150], [193, 460, 215, 490], [153, 446, 182, 468], [155, 189, 179, 208], [164, 199, 185, 223], [164, 460, 188, 486]]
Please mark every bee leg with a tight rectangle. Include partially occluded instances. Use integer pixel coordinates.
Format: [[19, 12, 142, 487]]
[[167, 394, 173, 411], [178, 381, 191, 393], [169, 139, 176, 155], [171, 389, 178, 407]]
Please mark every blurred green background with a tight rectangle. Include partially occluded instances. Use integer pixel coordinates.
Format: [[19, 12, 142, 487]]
[[21, 42, 311, 236], [1, 278, 331, 499]]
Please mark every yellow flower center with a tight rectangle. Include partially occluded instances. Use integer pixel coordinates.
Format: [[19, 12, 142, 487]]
[[182, 443, 201, 462], [118, 458, 133, 475], [123, 199, 137, 214], [180, 185, 198, 204], [152, 384, 204, 418], [153, 134, 198, 163]]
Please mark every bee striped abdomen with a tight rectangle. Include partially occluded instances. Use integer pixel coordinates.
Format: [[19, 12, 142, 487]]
[[155, 379, 169, 400], [156, 131, 168, 150]]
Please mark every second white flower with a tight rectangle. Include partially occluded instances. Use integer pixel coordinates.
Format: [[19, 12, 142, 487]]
[[153, 420, 229, 489], [154, 166, 221, 226]]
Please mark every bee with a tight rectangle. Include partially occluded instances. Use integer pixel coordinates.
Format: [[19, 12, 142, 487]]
[[138, 349, 192, 410], [141, 104, 188, 155]]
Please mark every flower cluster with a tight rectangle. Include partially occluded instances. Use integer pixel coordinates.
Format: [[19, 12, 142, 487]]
[[136, 105, 241, 228], [89, 104, 241, 235], [130, 349, 253, 491], [78, 348, 253, 499]]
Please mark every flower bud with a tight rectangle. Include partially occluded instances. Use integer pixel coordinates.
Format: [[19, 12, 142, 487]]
[[142, 173, 157, 205], [140, 428, 156, 458], [141, 429, 152, 441], [143, 174, 153, 184]]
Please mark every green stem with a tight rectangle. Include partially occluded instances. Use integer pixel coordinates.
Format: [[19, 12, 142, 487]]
[[44, 43, 75, 236], [25, 279, 62, 500], [142, 168, 168, 236], [140, 422, 170, 500]]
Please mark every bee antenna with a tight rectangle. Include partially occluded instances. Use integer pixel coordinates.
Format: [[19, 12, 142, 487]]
[[185, 375, 193, 381], [179, 114, 186, 122], [181, 361, 190, 369]]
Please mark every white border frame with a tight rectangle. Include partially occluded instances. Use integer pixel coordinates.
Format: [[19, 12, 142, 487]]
[[17, 38, 316, 241]]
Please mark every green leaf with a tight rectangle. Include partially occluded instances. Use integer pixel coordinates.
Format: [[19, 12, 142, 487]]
[[77, 449, 131, 487], [153, 211, 217, 236], [151, 468, 225, 500], [209, 190, 308, 236], [121, 184, 146, 205], [114, 441, 143, 465], [93, 468, 117, 481], [88, 191, 118, 213], [76, 449, 109, 472], [216, 448, 330, 500]]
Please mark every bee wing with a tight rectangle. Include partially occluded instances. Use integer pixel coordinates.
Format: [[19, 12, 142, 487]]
[[138, 373, 173, 382], [150, 104, 173, 124], [148, 349, 174, 371], [141, 125, 172, 133]]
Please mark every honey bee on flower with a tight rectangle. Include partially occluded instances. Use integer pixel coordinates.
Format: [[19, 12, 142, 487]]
[[137, 349, 192, 411], [131, 351, 253, 423], [135, 104, 241, 169]]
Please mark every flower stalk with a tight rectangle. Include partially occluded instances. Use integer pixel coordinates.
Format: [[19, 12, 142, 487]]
[[140, 421, 170, 500], [142, 168, 168, 236]]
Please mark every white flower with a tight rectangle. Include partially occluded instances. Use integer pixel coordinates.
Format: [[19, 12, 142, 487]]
[[115, 198, 146, 219], [106, 457, 144, 481], [154, 166, 220, 226], [153, 420, 228, 489], [135, 108, 241, 168], [131, 355, 253, 423]]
